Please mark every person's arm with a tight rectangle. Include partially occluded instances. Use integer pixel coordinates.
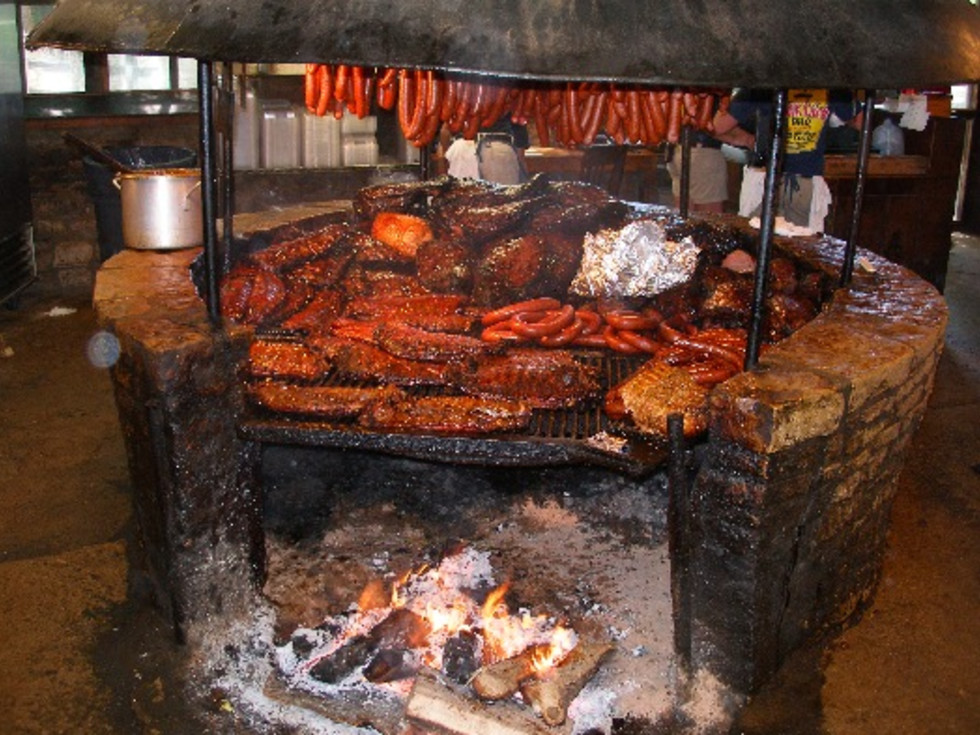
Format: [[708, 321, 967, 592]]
[[711, 110, 755, 149]]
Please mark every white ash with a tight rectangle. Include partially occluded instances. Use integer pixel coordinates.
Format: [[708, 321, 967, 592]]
[[571, 219, 701, 298], [183, 481, 739, 733]]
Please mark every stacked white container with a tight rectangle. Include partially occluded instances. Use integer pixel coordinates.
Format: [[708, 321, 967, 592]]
[[341, 115, 379, 166], [303, 112, 343, 168], [261, 100, 303, 169], [232, 87, 261, 170]]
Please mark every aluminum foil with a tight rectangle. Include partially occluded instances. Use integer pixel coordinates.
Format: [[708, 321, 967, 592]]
[[570, 219, 701, 298]]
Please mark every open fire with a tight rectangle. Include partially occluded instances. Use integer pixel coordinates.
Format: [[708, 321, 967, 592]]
[[276, 546, 593, 729]]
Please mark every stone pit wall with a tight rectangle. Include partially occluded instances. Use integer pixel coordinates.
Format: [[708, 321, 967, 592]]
[[92, 226, 947, 694], [689, 235, 947, 691]]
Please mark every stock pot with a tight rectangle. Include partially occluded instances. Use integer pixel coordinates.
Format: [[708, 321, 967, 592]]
[[114, 168, 203, 250]]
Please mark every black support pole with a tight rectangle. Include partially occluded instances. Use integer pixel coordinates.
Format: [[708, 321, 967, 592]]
[[679, 125, 692, 217], [840, 90, 876, 287], [745, 88, 787, 370], [219, 63, 235, 278], [667, 412, 691, 672], [198, 60, 220, 324]]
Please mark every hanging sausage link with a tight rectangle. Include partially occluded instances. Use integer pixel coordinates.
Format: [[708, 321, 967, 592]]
[[303, 64, 729, 149]]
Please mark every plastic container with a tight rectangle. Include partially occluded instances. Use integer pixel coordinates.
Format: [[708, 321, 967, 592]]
[[261, 101, 302, 169], [340, 115, 378, 136], [303, 112, 343, 168], [872, 117, 905, 156], [343, 136, 379, 166], [82, 145, 197, 261], [233, 88, 261, 170]]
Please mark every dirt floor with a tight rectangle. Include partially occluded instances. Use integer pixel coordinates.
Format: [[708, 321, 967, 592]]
[[0, 233, 978, 734]]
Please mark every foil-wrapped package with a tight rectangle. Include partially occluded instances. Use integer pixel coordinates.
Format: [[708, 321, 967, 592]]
[[570, 219, 701, 298]]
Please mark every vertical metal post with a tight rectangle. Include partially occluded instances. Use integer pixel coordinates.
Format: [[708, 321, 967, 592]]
[[667, 412, 691, 672], [420, 142, 431, 180], [219, 63, 235, 276], [840, 90, 876, 287], [745, 88, 787, 370], [679, 125, 692, 217], [198, 60, 220, 324]]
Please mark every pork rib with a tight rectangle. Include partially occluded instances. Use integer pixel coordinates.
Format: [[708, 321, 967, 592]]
[[359, 394, 532, 434], [310, 336, 450, 387], [458, 348, 601, 408], [247, 381, 402, 420]]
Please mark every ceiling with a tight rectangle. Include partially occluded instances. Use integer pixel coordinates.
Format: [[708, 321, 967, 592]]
[[26, 0, 980, 89]]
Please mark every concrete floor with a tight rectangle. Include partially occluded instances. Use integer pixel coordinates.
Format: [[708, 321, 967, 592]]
[[0, 234, 977, 734]]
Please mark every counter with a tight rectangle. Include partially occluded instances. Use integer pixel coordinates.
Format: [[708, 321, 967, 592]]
[[823, 116, 966, 291]]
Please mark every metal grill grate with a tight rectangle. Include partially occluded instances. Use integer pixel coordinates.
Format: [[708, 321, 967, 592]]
[[239, 345, 664, 476]]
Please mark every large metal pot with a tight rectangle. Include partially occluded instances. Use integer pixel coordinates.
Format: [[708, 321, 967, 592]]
[[114, 168, 203, 250]]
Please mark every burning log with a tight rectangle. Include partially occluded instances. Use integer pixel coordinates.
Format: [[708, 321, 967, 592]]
[[470, 644, 550, 700], [308, 607, 430, 684], [406, 667, 552, 735], [519, 640, 614, 726]]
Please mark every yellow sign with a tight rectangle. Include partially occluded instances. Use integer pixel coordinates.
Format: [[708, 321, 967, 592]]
[[785, 89, 831, 155]]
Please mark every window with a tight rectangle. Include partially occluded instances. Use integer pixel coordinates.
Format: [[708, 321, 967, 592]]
[[20, 4, 84, 93], [20, 3, 197, 94]]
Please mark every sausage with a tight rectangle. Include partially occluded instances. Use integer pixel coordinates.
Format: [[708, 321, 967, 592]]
[[333, 64, 349, 103], [603, 309, 660, 332], [637, 92, 658, 144], [603, 326, 641, 354], [582, 90, 606, 145], [417, 72, 444, 145], [378, 77, 396, 110], [696, 93, 714, 131], [352, 66, 366, 118], [659, 322, 743, 368], [397, 70, 415, 137], [667, 90, 683, 144], [533, 92, 551, 147], [315, 65, 331, 117], [571, 332, 611, 349], [305, 64, 319, 113], [378, 67, 397, 89], [683, 92, 699, 122], [686, 360, 738, 386], [510, 305, 576, 338], [625, 90, 642, 143], [481, 298, 562, 326], [567, 84, 585, 144], [480, 320, 524, 344], [539, 316, 585, 347], [482, 83, 509, 127], [575, 308, 603, 336], [462, 82, 486, 139], [615, 328, 659, 354], [441, 77, 458, 121], [646, 91, 668, 140], [406, 69, 428, 141]]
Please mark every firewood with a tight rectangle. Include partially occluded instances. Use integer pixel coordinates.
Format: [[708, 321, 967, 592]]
[[519, 640, 614, 726], [406, 667, 553, 735], [309, 608, 430, 684], [469, 644, 548, 700]]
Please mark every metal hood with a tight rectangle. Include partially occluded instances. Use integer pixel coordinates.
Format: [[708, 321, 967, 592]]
[[27, 0, 980, 88]]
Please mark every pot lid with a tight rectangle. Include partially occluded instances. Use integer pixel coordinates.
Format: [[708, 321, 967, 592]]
[[27, 0, 980, 88]]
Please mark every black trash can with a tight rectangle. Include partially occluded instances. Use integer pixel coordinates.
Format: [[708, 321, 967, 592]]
[[82, 145, 197, 261]]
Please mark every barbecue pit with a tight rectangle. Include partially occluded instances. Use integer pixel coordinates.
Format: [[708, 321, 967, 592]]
[[35, 0, 969, 729]]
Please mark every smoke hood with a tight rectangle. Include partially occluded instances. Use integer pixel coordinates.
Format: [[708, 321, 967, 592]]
[[27, 0, 980, 88]]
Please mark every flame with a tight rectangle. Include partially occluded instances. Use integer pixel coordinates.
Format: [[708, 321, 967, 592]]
[[326, 551, 579, 682], [357, 578, 388, 612], [530, 625, 577, 673]]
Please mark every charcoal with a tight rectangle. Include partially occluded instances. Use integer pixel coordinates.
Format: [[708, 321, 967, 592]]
[[441, 629, 481, 684], [363, 648, 418, 683]]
